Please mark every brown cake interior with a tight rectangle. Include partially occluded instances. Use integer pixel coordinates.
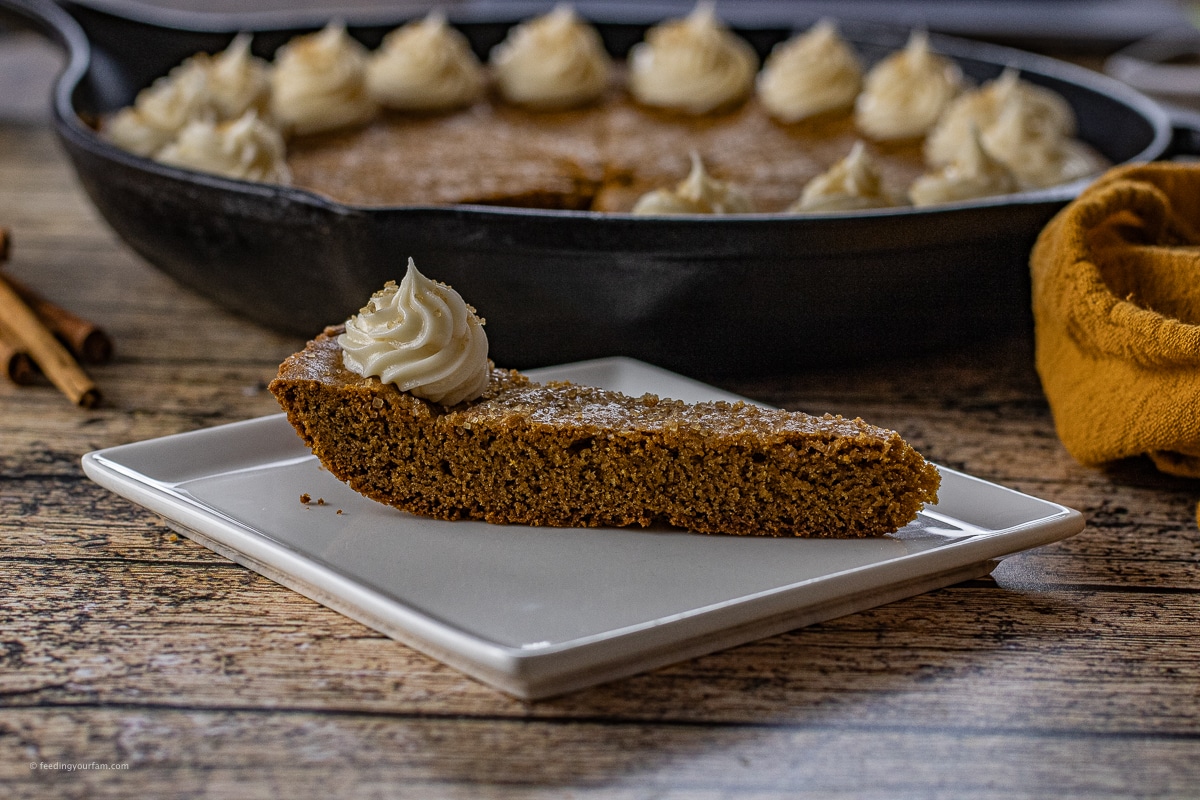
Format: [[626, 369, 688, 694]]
[[269, 328, 941, 537]]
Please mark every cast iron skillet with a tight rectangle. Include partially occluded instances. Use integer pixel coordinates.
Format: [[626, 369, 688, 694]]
[[3, 0, 1192, 378]]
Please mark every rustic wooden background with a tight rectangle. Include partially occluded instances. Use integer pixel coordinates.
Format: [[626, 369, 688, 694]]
[[2, 33, 1199, 800]]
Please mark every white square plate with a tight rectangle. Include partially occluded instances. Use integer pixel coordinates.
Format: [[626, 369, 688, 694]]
[[82, 357, 1084, 699]]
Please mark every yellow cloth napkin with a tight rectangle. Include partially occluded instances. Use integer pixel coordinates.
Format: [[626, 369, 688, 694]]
[[1031, 162, 1200, 520]]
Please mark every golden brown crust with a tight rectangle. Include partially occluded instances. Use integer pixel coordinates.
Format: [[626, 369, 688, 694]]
[[269, 327, 941, 537]]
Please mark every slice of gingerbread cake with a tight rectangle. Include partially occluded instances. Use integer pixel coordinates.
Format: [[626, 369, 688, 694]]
[[269, 259, 940, 537]]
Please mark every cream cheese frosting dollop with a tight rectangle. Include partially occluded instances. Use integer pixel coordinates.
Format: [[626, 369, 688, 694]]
[[490, 4, 611, 109], [909, 124, 1017, 206], [338, 259, 490, 407], [104, 34, 270, 158], [981, 81, 1100, 189], [207, 33, 272, 120], [757, 20, 863, 122], [366, 10, 486, 111], [270, 21, 378, 136], [104, 58, 213, 157], [925, 67, 1075, 168], [788, 141, 895, 213], [855, 30, 963, 141], [632, 151, 754, 215], [628, 2, 759, 114], [155, 111, 291, 183]]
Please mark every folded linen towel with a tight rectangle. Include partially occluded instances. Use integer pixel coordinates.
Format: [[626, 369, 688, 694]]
[[1031, 162, 1200, 520]]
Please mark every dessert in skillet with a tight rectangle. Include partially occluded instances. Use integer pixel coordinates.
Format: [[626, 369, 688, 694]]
[[101, 6, 1107, 209], [268, 260, 941, 537]]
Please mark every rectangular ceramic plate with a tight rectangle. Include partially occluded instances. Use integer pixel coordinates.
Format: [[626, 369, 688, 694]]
[[82, 357, 1084, 700]]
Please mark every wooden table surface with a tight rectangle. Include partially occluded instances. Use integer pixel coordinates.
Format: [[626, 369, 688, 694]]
[[3, 49, 1200, 800]]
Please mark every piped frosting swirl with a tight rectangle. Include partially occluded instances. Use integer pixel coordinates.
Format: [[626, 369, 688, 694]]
[[339, 259, 490, 407], [270, 21, 378, 136], [789, 141, 894, 213], [632, 151, 754, 215], [757, 20, 863, 122], [628, 2, 758, 114], [104, 58, 213, 157], [490, 4, 611, 109], [104, 34, 270, 158], [855, 30, 963, 141], [925, 67, 1075, 168], [155, 111, 291, 184], [981, 75, 1098, 188], [366, 10, 486, 111], [207, 33, 272, 121], [909, 124, 1017, 206]]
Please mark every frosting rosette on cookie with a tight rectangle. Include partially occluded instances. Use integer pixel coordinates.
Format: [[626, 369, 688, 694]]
[[104, 58, 213, 157], [981, 81, 1100, 189], [339, 259, 490, 407], [104, 34, 271, 157], [789, 141, 894, 213], [490, 4, 611, 109], [628, 1, 758, 114], [367, 10, 485, 112], [925, 68, 1075, 166], [757, 20, 863, 123], [909, 124, 1017, 206], [155, 111, 291, 184], [855, 30, 963, 141], [270, 21, 378, 135], [632, 151, 754, 215], [207, 33, 272, 121]]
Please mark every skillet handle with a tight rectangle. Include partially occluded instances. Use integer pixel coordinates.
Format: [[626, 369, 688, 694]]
[[0, 0, 85, 49], [1163, 104, 1200, 159], [0, 0, 90, 120]]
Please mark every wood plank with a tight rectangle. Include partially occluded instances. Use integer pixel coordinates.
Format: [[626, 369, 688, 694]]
[[2, 708, 1198, 798], [1, 466, 1196, 588], [2, 559, 1198, 733]]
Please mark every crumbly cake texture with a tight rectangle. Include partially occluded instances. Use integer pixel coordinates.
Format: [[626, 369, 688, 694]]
[[268, 328, 941, 537]]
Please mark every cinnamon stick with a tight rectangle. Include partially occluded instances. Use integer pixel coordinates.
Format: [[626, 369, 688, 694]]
[[0, 273, 99, 408], [0, 321, 38, 386], [4, 275, 113, 364], [0, 227, 39, 386]]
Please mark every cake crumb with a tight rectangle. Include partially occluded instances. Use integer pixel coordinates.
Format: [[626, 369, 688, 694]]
[[300, 493, 311, 504]]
